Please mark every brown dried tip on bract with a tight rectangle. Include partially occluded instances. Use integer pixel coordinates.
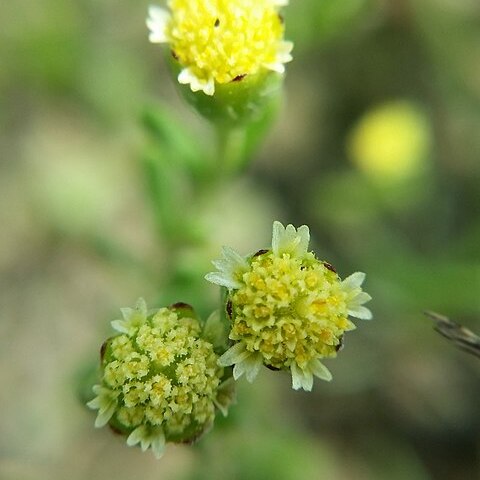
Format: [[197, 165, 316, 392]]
[[253, 249, 269, 257], [171, 50, 179, 60], [265, 364, 281, 371], [226, 300, 233, 318], [323, 262, 337, 273], [100, 340, 108, 361], [109, 424, 124, 436], [170, 302, 194, 311], [232, 74, 246, 82]]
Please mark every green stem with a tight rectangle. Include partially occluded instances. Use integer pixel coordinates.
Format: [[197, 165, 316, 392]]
[[215, 124, 247, 178]]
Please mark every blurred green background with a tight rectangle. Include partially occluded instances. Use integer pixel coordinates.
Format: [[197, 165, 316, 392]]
[[1, 0, 479, 479]]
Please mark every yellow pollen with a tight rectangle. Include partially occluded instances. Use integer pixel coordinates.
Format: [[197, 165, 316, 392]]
[[311, 300, 327, 315], [254, 305, 271, 318], [282, 323, 296, 338], [261, 340, 275, 354], [305, 273, 318, 288], [320, 330, 334, 343]]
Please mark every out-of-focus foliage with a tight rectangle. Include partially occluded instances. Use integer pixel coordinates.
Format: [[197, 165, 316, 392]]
[[1, 1, 479, 479]]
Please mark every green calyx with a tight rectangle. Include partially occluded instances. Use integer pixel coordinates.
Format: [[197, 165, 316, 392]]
[[169, 54, 283, 126]]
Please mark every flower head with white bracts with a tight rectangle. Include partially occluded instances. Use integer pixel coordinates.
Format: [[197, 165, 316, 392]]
[[205, 221, 372, 391], [146, 0, 293, 96], [87, 299, 234, 459]]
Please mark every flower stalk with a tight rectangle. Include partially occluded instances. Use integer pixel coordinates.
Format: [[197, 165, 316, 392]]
[[85, 1, 375, 462]]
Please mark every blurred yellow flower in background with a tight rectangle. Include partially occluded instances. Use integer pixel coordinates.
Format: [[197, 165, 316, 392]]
[[347, 101, 432, 182]]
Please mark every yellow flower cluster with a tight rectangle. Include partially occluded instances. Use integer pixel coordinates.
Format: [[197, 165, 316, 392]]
[[230, 251, 355, 370], [206, 222, 371, 390], [167, 0, 285, 83], [147, 0, 292, 95], [91, 302, 225, 452]]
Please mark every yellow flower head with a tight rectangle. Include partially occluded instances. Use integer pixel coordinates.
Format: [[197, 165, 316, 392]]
[[147, 0, 293, 95], [205, 221, 372, 391], [347, 100, 431, 182], [87, 299, 234, 459]]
